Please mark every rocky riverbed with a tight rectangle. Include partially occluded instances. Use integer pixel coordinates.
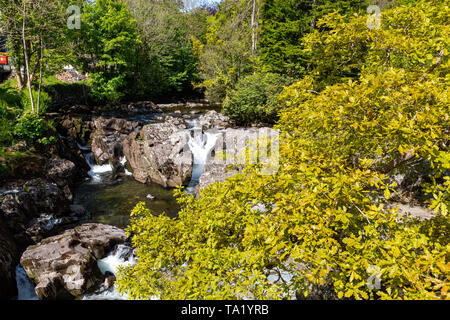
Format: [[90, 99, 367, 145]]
[[0, 101, 278, 300]]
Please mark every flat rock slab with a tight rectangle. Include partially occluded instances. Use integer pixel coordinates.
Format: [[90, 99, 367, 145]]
[[20, 223, 127, 300]]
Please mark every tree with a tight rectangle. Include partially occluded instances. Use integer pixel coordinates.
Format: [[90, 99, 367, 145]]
[[222, 72, 292, 125], [69, 0, 140, 103], [122, 0, 207, 100], [258, 0, 371, 78], [0, 0, 73, 113], [193, 0, 264, 102], [116, 0, 449, 300]]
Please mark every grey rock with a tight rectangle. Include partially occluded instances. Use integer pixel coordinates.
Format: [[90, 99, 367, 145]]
[[197, 110, 234, 130], [20, 223, 127, 300], [45, 158, 78, 200], [197, 127, 278, 190], [1, 178, 71, 245], [90, 117, 141, 164], [123, 121, 192, 187]]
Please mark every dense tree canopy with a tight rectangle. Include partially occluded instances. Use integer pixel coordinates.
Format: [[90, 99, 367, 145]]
[[123, 0, 207, 100], [68, 0, 140, 102], [259, 0, 371, 78]]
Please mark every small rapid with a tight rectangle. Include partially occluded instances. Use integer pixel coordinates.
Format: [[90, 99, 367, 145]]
[[84, 152, 113, 183], [82, 244, 138, 300]]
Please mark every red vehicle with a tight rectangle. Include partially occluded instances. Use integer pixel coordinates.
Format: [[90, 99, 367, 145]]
[[0, 55, 8, 65]]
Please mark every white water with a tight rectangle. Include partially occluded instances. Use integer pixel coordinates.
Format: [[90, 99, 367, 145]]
[[83, 244, 137, 300], [37, 214, 63, 231], [77, 143, 91, 152], [80, 144, 131, 182], [120, 156, 133, 176], [97, 244, 137, 275], [84, 152, 112, 182], [185, 120, 223, 193], [15, 265, 38, 300], [15, 246, 139, 301]]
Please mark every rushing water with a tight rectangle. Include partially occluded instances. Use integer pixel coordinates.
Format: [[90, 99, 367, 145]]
[[82, 244, 139, 300]]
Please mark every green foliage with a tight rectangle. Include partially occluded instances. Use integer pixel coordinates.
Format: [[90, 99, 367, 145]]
[[303, 0, 449, 88], [13, 112, 55, 145], [223, 72, 292, 125], [0, 79, 51, 146], [124, 0, 206, 100], [259, 0, 370, 78], [0, 115, 14, 146], [193, 0, 259, 102], [0, 148, 35, 182], [20, 90, 51, 115], [70, 0, 140, 103], [117, 0, 449, 300]]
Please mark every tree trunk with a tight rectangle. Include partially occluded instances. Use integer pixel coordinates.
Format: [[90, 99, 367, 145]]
[[251, 0, 257, 56], [15, 68, 24, 89], [22, 1, 35, 113], [37, 36, 43, 115]]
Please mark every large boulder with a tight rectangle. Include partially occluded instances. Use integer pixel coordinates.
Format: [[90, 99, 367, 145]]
[[45, 158, 79, 201], [123, 121, 193, 187], [56, 115, 93, 145], [0, 218, 19, 299], [0, 178, 81, 246], [197, 127, 279, 190], [197, 110, 234, 130], [91, 117, 141, 164], [52, 135, 91, 177], [20, 223, 127, 300]]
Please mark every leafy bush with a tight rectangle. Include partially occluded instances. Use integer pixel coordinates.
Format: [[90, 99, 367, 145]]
[[42, 75, 89, 106], [0, 80, 24, 146], [0, 78, 51, 115], [13, 112, 55, 145], [222, 72, 292, 125], [88, 73, 127, 103], [0, 116, 14, 145]]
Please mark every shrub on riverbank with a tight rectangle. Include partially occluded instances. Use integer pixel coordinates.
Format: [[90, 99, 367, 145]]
[[0, 78, 57, 148], [222, 72, 292, 125]]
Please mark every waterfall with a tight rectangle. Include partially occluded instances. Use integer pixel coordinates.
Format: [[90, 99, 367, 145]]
[[78, 143, 133, 182], [97, 244, 137, 275], [82, 244, 141, 300], [78, 147, 112, 182], [86, 153, 112, 182], [15, 265, 38, 300], [120, 156, 133, 176], [185, 120, 222, 193]]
